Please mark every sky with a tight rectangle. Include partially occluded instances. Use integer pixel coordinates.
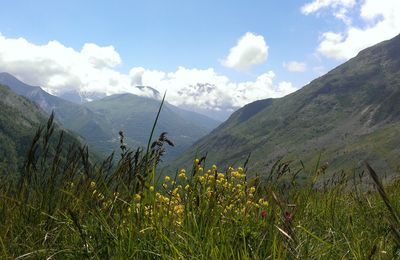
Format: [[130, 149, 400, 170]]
[[0, 0, 399, 119]]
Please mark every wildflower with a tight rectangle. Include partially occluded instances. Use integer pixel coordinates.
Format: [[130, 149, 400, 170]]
[[149, 186, 154, 192], [174, 205, 184, 214], [261, 210, 267, 218], [164, 176, 171, 182], [134, 194, 141, 202], [258, 198, 269, 207], [198, 176, 206, 184], [184, 184, 190, 190], [178, 171, 186, 179], [284, 211, 293, 223], [212, 165, 217, 171], [194, 158, 200, 165], [90, 181, 96, 189]]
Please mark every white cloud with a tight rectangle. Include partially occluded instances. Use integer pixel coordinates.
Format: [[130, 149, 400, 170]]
[[130, 67, 295, 109], [276, 81, 297, 96], [283, 61, 307, 72], [0, 33, 297, 114], [222, 32, 268, 71], [301, 0, 356, 15], [81, 43, 121, 68], [303, 0, 400, 60], [334, 8, 352, 24], [0, 34, 155, 98]]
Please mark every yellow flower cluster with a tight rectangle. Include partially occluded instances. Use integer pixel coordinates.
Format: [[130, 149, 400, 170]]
[[88, 181, 119, 209], [125, 160, 269, 225], [87, 160, 270, 226], [190, 164, 267, 217]]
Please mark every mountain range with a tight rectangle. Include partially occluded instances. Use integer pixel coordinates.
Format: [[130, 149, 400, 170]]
[[0, 73, 220, 160], [173, 34, 400, 178]]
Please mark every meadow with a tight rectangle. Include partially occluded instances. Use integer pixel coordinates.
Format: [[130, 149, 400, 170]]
[[0, 114, 400, 259]]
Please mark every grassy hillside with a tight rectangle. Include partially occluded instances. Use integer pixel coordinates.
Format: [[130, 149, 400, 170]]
[[0, 84, 84, 173], [1, 130, 400, 258], [173, 34, 400, 177]]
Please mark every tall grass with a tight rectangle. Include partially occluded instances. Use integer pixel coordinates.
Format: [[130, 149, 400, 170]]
[[0, 114, 399, 259]]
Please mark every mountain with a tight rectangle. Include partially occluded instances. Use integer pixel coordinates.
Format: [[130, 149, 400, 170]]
[[174, 34, 400, 177], [0, 84, 83, 173], [0, 72, 115, 153], [0, 73, 220, 159], [85, 93, 220, 159]]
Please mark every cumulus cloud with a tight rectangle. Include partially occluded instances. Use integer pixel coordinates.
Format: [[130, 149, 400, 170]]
[[301, 0, 356, 15], [0, 34, 155, 98], [222, 32, 268, 71], [283, 61, 307, 72], [303, 0, 400, 60], [129, 67, 295, 110], [0, 33, 297, 114], [81, 43, 121, 68]]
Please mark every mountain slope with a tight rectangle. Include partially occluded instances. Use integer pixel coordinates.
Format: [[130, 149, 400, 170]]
[[0, 73, 220, 158], [0, 84, 83, 173], [85, 93, 220, 159], [174, 34, 400, 176], [0, 73, 115, 153]]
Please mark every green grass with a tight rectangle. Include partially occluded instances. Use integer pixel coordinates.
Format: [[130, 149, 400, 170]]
[[0, 116, 400, 259]]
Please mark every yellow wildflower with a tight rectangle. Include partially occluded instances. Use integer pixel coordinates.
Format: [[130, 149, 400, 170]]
[[178, 171, 186, 179], [134, 194, 141, 202]]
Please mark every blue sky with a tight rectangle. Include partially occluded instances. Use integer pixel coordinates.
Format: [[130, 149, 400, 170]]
[[0, 1, 336, 82], [0, 0, 399, 118]]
